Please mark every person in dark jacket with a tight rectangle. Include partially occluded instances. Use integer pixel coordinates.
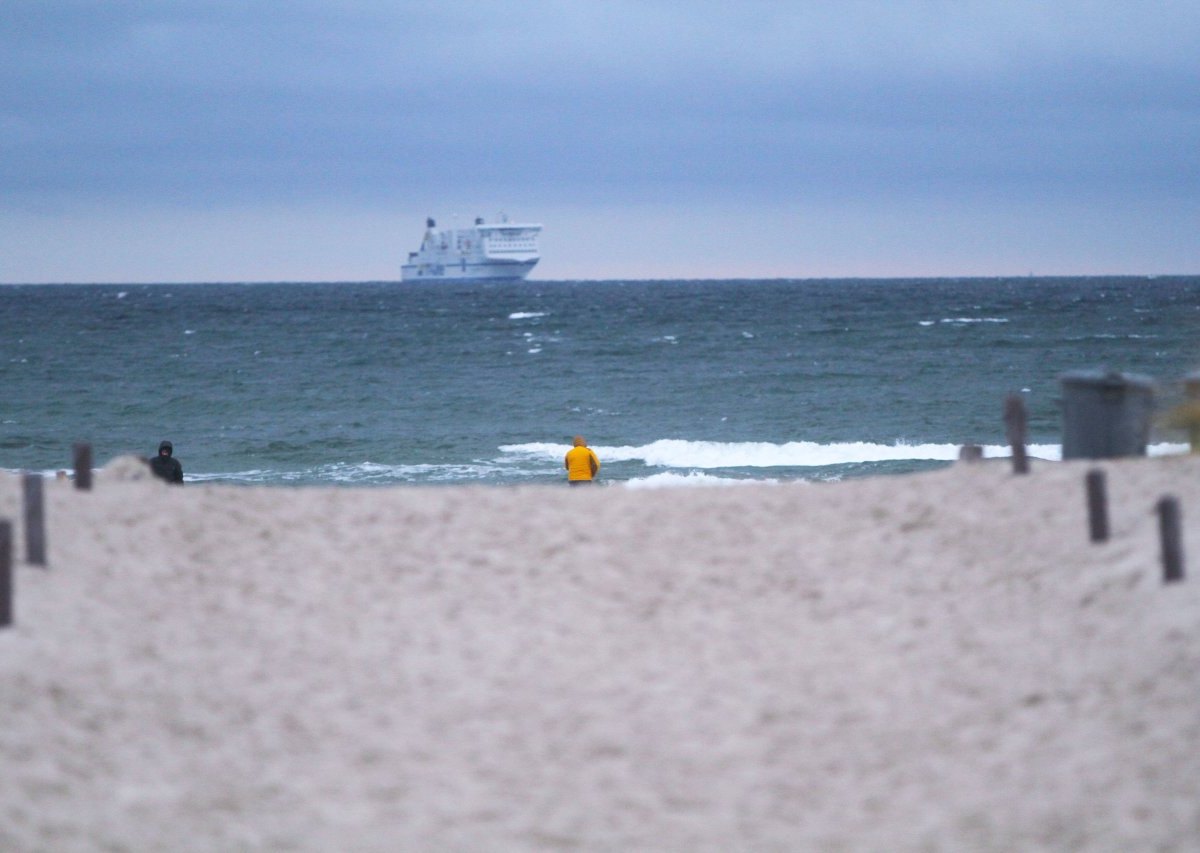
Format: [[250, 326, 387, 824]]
[[149, 440, 184, 484]]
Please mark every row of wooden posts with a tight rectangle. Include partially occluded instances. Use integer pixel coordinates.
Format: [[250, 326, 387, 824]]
[[0, 430, 1189, 629], [1, 474, 48, 628], [970, 394, 1187, 583], [1084, 469, 1186, 582], [1, 443, 94, 626]]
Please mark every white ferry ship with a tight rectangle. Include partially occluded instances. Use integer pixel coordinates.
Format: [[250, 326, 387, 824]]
[[401, 215, 541, 282]]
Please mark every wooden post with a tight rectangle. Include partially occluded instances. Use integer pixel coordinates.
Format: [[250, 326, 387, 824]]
[[1003, 394, 1030, 475], [73, 442, 93, 491], [0, 520, 12, 628], [1086, 469, 1109, 543], [23, 474, 46, 566], [958, 444, 984, 463], [1157, 496, 1185, 583]]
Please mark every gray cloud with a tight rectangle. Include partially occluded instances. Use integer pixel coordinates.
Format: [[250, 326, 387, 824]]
[[2, 1, 1197, 279]]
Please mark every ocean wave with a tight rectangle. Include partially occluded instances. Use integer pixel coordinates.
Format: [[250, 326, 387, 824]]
[[187, 460, 545, 485], [501, 439, 1190, 469], [623, 471, 781, 489], [10, 441, 1190, 487]]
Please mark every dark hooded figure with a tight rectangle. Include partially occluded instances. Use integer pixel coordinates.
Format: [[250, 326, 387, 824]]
[[149, 440, 183, 484]]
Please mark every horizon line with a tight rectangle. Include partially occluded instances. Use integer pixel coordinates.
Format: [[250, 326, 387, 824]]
[[2, 272, 1195, 287]]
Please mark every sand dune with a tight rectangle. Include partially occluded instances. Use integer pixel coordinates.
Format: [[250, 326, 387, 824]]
[[2, 456, 1198, 850]]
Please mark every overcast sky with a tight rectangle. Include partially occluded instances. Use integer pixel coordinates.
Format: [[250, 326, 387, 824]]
[[2, 1, 1197, 282]]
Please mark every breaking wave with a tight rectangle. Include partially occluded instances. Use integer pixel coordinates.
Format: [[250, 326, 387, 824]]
[[502, 439, 1062, 469]]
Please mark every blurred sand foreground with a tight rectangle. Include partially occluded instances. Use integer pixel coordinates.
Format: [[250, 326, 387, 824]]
[[1, 456, 1198, 851]]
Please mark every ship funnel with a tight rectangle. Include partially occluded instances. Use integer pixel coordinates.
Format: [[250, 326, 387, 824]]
[[475, 216, 484, 225], [426, 217, 436, 228]]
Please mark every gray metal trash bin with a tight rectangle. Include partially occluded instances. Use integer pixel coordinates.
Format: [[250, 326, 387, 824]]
[[1060, 370, 1155, 459]]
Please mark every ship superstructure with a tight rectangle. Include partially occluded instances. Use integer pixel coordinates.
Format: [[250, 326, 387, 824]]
[[401, 215, 541, 281]]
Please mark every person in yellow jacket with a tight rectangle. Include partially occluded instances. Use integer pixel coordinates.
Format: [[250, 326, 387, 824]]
[[564, 435, 600, 485]]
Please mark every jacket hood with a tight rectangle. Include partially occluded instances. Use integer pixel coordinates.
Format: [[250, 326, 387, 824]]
[[158, 441, 173, 456]]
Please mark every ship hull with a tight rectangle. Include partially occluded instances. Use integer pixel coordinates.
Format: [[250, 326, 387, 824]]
[[401, 259, 538, 282]]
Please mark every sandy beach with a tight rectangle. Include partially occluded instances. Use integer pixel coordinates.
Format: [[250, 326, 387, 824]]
[[2, 455, 1198, 851]]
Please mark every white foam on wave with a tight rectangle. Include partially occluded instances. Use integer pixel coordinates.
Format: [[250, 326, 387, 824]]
[[503, 439, 1017, 468], [508, 311, 547, 320], [920, 318, 1009, 326], [938, 317, 1009, 325], [623, 471, 780, 490], [499, 439, 1200, 469], [1151, 442, 1192, 456]]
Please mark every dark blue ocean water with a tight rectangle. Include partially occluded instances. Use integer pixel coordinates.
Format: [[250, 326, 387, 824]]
[[2, 278, 1197, 486]]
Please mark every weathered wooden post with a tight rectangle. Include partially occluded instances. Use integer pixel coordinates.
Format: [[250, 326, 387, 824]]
[[1004, 394, 1030, 474], [1085, 469, 1109, 543], [1157, 496, 1185, 583], [0, 520, 12, 628], [73, 442, 93, 491], [23, 473, 46, 566], [1184, 372, 1200, 453]]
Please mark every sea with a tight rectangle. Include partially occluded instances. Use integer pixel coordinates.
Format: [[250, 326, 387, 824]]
[[2, 277, 1197, 488]]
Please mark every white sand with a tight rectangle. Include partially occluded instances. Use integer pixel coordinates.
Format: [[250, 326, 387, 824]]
[[1, 456, 1199, 851]]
